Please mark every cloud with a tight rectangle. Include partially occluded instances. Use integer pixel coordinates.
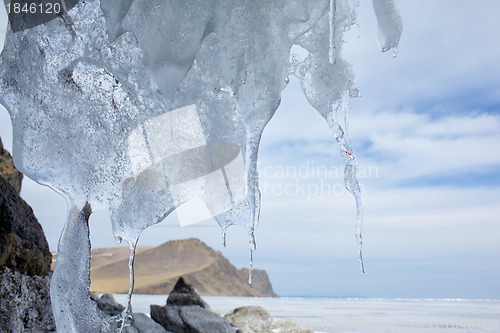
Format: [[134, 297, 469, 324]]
[[347, 1, 500, 107], [351, 109, 500, 185], [261, 95, 500, 188]]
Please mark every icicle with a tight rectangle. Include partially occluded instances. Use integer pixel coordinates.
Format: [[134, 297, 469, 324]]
[[344, 162, 364, 274], [247, 227, 256, 284], [248, 250, 253, 285], [126, 240, 137, 312], [392, 46, 398, 58], [326, 91, 364, 274], [340, 91, 364, 274], [329, 0, 336, 64], [372, 0, 403, 54], [353, 188, 364, 274], [118, 240, 138, 331], [51, 202, 118, 332], [222, 225, 228, 247]]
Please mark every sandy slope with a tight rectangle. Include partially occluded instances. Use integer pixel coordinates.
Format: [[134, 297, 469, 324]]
[[87, 238, 277, 297]]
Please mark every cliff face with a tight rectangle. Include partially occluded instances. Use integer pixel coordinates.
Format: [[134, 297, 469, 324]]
[[0, 138, 23, 195], [0, 176, 52, 276], [89, 238, 277, 297], [0, 151, 55, 332], [237, 268, 276, 298]]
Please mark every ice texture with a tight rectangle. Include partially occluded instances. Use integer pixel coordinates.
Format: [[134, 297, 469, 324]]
[[373, 0, 403, 56], [0, 0, 401, 331]]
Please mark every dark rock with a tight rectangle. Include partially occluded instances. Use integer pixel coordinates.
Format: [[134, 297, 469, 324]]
[[123, 313, 171, 333], [151, 305, 188, 333], [0, 267, 55, 333], [0, 137, 23, 194], [88, 293, 170, 332], [0, 173, 55, 332], [151, 278, 237, 332], [151, 305, 236, 333], [179, 306, 237, 333], [90, 292, 126, 316], [166, 277, 208, 308], [0, 175, 52, 276]]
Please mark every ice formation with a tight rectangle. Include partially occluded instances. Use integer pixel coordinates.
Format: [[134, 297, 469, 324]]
[[0, 0, 401, 331]]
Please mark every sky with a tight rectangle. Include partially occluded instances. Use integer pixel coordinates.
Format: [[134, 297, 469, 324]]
[[0, 1, 499, 298]]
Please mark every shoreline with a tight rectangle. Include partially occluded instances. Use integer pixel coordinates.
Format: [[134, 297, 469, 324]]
[[109, 295, 500, 333]]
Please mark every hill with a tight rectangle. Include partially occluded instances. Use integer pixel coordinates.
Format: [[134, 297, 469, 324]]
[[88, 238, 277, 297]]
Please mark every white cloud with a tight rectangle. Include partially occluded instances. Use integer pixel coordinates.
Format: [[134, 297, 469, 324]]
[[350, 109, 500, 182], [344, 0, 500, 112], [261, 100, 500, 186]]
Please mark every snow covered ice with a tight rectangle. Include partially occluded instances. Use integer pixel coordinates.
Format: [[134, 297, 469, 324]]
[[0, 0, 401, 331]]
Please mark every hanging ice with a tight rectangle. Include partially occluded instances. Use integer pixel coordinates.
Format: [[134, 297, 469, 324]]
[[0, 0, 401, 331], [373, 0, 403, 56]]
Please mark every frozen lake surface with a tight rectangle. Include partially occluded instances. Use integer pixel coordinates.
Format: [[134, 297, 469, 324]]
[[113, 295, 500, 333]]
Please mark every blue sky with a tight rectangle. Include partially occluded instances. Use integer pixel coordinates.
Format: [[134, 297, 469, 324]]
[[1, 1, 499, 298]]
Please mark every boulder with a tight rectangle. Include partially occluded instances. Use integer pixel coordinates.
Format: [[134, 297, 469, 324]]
[[88, 293, 170, 332], [224, 306, 314, 333], [224, 306, 275, 333], [0, 176, 52, 276], [0, 137, 23, 194], [166, 277, 208, 308], [151, 277, 237, 333], [151, 305, 237, 333], [277, 319, 314, 333], [90, 292, 125, 316], [179, 305, 238, 333], [151, 304, 187, 333], [123, 313, 171, 333]]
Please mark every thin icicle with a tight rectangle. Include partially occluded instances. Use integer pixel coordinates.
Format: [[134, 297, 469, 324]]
[[345, 163, 364, 274], [329, 0, 336, 64], [340, 91, 364, 274], [372, 0, 403, 54], [248, 247, 254, 285], [353, 190, 364, 274], [326, 91, 364, 274], [118, 240, 137, 331], [247, 227, 256, 284], [126, 241, 137, 311], [222, 225, 228, 247], [392, 47, 398, 58]]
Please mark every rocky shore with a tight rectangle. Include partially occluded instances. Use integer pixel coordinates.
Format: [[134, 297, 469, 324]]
[[92, 277, 313, 333]]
